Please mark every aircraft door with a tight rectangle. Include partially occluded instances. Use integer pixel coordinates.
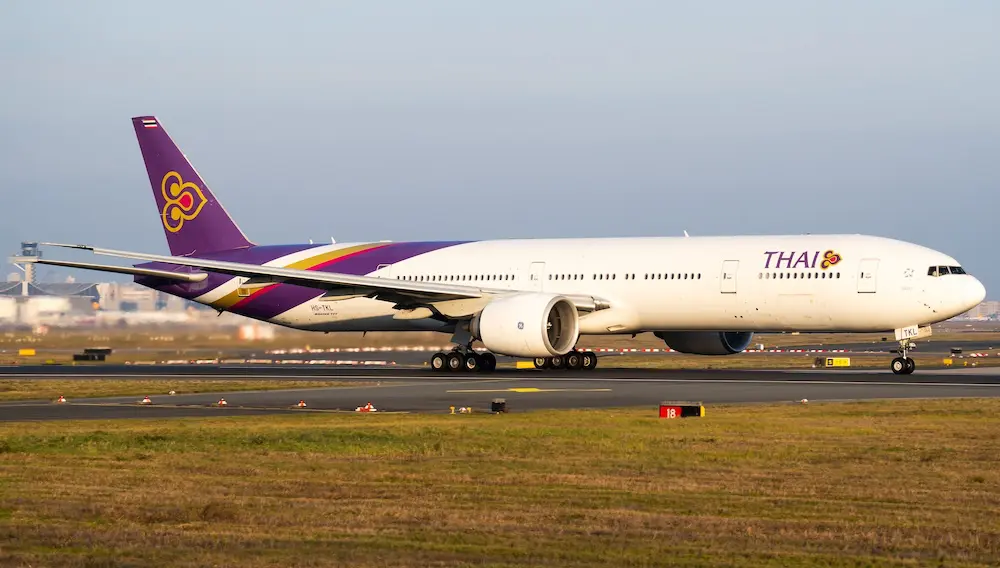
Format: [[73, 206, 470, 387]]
[[858, 259, 879, 293], [720, 260, 739, 294], [529, 262, 545, 292]]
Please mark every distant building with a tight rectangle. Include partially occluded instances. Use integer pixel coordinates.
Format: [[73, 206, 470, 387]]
[[0, 281, 100, 303], [958, 301, 1000, 321]]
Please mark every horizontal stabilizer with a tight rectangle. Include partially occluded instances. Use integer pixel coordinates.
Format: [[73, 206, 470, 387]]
[[23, 258, 208, 283]]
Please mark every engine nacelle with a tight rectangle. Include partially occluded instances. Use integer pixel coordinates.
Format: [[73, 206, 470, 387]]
[[471, 294, 579, 358], [654, 331, 754, 355]]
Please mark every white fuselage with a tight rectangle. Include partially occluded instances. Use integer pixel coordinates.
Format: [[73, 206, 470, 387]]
[[251, 234, 984, 335]]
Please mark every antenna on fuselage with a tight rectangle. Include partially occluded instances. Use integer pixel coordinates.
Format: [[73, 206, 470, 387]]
[[683, 230, 690, 238], [331, 237, 336, 244]]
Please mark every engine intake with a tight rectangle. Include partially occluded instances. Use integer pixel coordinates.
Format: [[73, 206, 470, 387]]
[[471, 294, 579, 358], [654, 331, 754, 355]]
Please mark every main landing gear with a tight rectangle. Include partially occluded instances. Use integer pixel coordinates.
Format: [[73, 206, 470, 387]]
[[428, 349, 599, 373], [532, 350, 598, 371], [430, 329, 598, 373], [430, 350, 497, 373], [891, 339, 916, 375]]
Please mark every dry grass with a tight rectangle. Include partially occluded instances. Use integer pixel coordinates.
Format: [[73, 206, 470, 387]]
[[0, 379, 370, 402], [0, 400, 999, 567]]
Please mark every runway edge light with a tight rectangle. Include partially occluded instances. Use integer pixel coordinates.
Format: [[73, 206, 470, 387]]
[[659, 401, 704, 419]]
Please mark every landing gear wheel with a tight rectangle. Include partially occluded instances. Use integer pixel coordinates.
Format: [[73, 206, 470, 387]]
[[481, 353, 497, 372], [893, 336, 917, 375], [430, 352, 447, 372], [549, 355, 565, 369], [582, 352, 598, 371], [533, 357, 550, 369], [464, 353, 481, 372], [566, 351, 583, 370], [446, 352, 464, 372]]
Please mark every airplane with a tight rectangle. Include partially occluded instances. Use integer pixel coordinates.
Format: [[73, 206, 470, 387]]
[[26, 116, 986, 375]]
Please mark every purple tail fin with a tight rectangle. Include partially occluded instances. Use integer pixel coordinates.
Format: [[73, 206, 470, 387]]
[[132, 116, 253, 256]]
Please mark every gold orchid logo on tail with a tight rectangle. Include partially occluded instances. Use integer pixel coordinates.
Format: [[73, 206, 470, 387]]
[[161, 171, 207, 232]]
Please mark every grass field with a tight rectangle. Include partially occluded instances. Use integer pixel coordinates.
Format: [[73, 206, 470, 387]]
[[1, 400, 998, 567], [0, 379, 371, 402]]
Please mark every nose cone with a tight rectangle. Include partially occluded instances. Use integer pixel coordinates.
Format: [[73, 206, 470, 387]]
[[966, 277, 987, 309]]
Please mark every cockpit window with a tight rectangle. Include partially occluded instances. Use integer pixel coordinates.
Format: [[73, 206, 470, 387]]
[[928, 265, 966, 277]]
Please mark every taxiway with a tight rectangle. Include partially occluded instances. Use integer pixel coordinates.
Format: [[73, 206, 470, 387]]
[[2, 365, 999, 421]]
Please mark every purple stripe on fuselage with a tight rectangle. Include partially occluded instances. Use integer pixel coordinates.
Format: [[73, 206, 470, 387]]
[[136, 241, 470, 319], [233, 241, 469, 320]]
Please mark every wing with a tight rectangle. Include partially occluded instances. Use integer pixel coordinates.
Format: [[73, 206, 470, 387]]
[[31, 243, 611, 317], [22, 258, 209, 283]]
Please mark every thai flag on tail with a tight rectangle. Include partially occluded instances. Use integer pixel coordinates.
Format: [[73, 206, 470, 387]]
[[141, 118, 158, 129]]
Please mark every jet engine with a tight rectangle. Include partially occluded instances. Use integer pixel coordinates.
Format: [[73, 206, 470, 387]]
[[470, 294, 579, 358], [654, 331, 754, 355]]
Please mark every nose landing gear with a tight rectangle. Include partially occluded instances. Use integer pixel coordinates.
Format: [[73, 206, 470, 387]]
[[891, 339, 916, 375]]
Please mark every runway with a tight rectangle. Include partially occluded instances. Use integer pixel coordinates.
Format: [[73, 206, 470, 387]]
[[3, 365, 1000, 421]]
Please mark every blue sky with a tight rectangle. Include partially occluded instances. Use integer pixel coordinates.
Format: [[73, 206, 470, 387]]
[[1, 1, 997, 294]]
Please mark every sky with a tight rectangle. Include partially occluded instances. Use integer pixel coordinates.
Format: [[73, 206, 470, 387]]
[[1, 1, 998, 295]]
